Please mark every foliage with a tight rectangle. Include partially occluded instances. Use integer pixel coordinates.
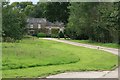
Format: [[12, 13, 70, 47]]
[[2, 2, 26, 42], [46, 34, 51, 37], [45, 2, 70, 24], [2, 38, 118, 77], [10, 2, 70, 24], [2, 2, 119, 43], [39, 28, 49, 34], [67, 2, 119, 43], [51, 28, 59, 35], [58, 31, 64, 38], [28, 3, 46, 18], [2, 2, 70, 41], [51, 34, 58, 38], [24, 5, 34, 17], [11, 2, 33, 13], [37, 33, 46, 37], [51, 29, 59, 38]]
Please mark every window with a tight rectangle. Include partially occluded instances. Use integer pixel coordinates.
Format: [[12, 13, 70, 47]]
[[38, 24, 41, 29], [30, 24, 33, 28]]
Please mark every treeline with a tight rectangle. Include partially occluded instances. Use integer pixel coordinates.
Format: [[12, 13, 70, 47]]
[[2, 2, 120, 43], [66, 2, 120, 43], [9, 2, 70, 23]]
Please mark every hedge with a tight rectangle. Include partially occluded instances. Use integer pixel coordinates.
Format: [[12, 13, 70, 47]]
[[37, 33, 46, 37]]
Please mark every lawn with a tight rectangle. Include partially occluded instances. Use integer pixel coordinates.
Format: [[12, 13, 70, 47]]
[[2, 38, 118, 78], [63, 39, 119, 49]]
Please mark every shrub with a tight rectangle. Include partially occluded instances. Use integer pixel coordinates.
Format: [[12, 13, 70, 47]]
[[32, 34, 37, 37], [51, 34, 58, 38], [37, 33, 46, 37], [39, 28, 49, 34], [46, 34, 51, 37], [51, 29, 59, 34], [58, 31, 64, 38], [51, 29, 59, 38], [3, 37, 15, 42]]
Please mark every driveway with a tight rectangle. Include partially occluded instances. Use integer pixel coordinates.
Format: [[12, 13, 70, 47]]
[[42, 38, 119, 78]]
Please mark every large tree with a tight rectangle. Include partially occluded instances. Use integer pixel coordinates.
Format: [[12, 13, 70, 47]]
[[11, 2, 33, 11], [29, 2, 47, 18], [45, 2, 70, 24], [2, 2, 26, 42]]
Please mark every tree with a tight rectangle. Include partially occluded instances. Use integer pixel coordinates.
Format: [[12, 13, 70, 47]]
[[24, 2, 47, 18], [93, 3, 119, 43], [11, 2, 33, 11], [67, 3, 91, 40], [29, 3, 45, 18], [116, 2, 120, 44], [67, 2, 119, 43], [24, 5, 34, 17], [45, 2, 70, 24], [2, 2, 26, 42]]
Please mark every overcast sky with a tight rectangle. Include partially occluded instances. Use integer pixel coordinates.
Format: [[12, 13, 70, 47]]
[[9, 0, 119, 4], [10, 0, 39, 4]]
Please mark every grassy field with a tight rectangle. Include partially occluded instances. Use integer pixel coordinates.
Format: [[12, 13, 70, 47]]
[[2, 38, 118, 78], [63, 39, 119, 49]]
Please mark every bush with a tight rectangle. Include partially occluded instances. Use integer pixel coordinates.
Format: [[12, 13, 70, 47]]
[[32, 34, 37, 37], [3, 37, 15, 42], [46, 34, 51, 37], [51, 29, 59, 34], [51, 29, 59, 38], [51, 34, 58, 38], [37, 33, 46, 37], [58, 31, 64, 38], [39, 28, 49, 34]]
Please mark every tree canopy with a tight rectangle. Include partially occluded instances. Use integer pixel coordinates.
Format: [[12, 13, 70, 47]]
[[66, 2, 119, 43], [2, 2, 26, 42], [2, 2, 119, 43]]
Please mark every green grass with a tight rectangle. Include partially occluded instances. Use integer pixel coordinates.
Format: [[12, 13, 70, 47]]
[[63, 39, 119, 49], [2, 38, 118, 78], [2, 38, 79, 70]]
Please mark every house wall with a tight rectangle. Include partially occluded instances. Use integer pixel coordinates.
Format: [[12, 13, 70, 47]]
[[27, 21, 64, 35]]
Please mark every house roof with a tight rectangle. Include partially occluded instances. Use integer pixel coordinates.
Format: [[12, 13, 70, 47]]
[[27, 18, 64, 27], [27, 18, 47, 24]]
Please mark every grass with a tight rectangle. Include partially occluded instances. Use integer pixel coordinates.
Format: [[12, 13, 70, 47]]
[[2, 38, 118, 78], [63, 39, 119, 49], [2, 38, 79, 70]]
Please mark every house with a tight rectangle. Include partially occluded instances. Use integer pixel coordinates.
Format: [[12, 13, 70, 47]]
[[26, 18, 64, 35]]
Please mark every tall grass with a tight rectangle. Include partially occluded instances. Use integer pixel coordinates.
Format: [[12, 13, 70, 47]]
[[2, 38, 118, 77]]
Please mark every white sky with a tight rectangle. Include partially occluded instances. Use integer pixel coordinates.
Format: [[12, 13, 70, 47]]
[[10, 0, 39, 4], [9, 0, 119, 4]]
